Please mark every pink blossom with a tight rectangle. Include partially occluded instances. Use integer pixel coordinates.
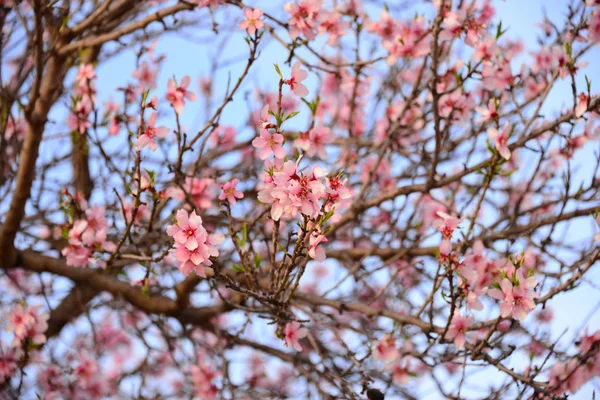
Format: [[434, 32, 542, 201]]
[[534, 307, 554, 323], [5, 117, 26, 141], [145, 95, 158, 109], [432, 211, 464, 239], [472, 35, 498, 62], [167, 209, 224, 277], [308, 228, 327, 261], [252, 129, 285, 160], [210, 125, 236, 150], [173, 177, 218, 210], [390, 359, 411, 385], [135, 111, 170, 151], [192, 0, 225, 9], [372, 334, 399, 362], [124, 201, 150, 227], [132, 61, 157, 89], [167, 209, 207, 250], [325, 175, 351, 211], [62, 206, 116, 268], [463, 240, 487, 278], [488, 269, 538, 320], [575, 92, 589, 118], [284, 322, 308, 352], [0, 346, 21, 384], [284, 0, 323, 40], [487, 121, 511, 160], [75, 63, 96, 86], [595, 214, 600, 241], [475, 99, 499, 123], [219, 179, 244, 205], [8, 304, 48, 346], [239, 7, 264, 35], [317, 10, 349, 46], [191, 360, 220, 400], [295, 124, 331, 159], [382, 17, 430, 64], [257, 104, 274, 129], [589, 8, 600, 43], [66, 101, 92, 134], [166, 76, 196, 115], [8, 304, 35, 339], [286, 62, 309, 97], [445, 311, 473, 349], [578, 329, 600, 353], [481, 60, 514, 91], [367, 9, 397, 41]]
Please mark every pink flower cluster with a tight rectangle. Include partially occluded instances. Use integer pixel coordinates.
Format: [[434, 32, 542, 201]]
[[191, 359, 220, 400], [258, 160, 327, 221], [445, 311, 474, 349], [284, 0, 349, 44], [488, 268, 538, 321], [258, 159, 349, 228], [167, 209, 224, 278], [8, 304, 48, 347], [0, 305, 48, 384], [545, 329, 600, 396], [168, 177, 218, 211], [284, 0, 323, 40], [0, 345, 21, 384], [62, 206, 116, 268], [294, 124, 332, 159], [371, 335, 420, 384], [381, 16, 430, 64], [66, 63, 96, 134]]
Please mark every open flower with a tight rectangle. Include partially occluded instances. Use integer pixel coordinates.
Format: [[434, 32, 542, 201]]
[[372, 334, 398, 362], [167, 209, 224, 278], [166, 76, 196, 114], [136, 111, 170, 151], [284, 322, 308, 352], [286, 62, 309, 97], [252, 129, 285, 159], [487, 122, 511, 160], [219, 179, 244, 205], [167, 209, 206, 250], [239, 7, 264, 35], [445, 311, 473, 349], [75, 63, 96, 86], [488, 269, 538, 320]]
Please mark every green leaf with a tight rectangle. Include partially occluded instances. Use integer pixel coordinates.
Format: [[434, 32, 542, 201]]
[[232, 264, 244, 273], [283, 111, 300, 122], [241, 223, 248, 244], [585, 75, 592, 93], [564, 42, 573, 64], [142, 89, 150, 105], [274, 64, 283, 79], [495, 21, 508, 39], [253, 253, 262, 268]]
